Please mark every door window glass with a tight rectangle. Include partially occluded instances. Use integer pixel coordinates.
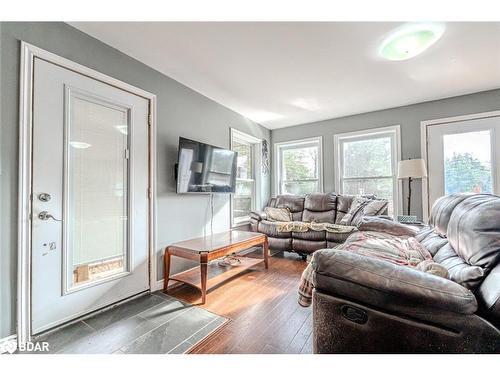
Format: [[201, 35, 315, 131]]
[[67, 94, 129, 289], [443, 130, 493, 194]]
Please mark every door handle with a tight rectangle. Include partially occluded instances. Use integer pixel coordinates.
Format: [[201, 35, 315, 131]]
[[38, 211, 63, 222]]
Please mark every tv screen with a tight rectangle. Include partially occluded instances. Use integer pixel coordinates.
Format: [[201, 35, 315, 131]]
[[176, 137, 238, 193]]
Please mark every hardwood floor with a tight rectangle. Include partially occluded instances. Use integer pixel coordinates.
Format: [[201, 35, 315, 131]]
[[164, 250, 311, 354]]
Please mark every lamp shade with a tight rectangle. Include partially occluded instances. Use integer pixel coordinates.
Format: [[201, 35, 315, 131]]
[[397, 159, 427, 179]]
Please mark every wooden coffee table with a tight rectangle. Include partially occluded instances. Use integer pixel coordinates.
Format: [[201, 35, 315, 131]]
[[164, 230, 268, 303]]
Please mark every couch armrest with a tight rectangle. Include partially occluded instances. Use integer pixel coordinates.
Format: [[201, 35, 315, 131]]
[[312, 250, 477, 321], [250, 210, 267, 221]]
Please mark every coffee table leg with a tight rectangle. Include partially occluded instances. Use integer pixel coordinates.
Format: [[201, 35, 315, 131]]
[[163, 249, 171, 292], [200, 253, 208, 304], [263, 237, 269, 269]]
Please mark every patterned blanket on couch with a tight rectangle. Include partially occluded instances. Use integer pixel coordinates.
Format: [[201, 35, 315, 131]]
[[298, 231, 449, 307], [277, 221, 357, 234]]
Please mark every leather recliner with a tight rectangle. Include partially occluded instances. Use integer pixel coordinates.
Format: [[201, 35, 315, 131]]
[[250, 193, 386, 256], [311, 193, 500, 353]]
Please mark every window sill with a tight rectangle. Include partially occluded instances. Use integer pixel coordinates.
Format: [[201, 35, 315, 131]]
[[232, 220, 251, 229]]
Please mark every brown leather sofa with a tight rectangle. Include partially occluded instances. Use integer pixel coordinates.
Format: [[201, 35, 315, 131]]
[[311, 193, 500, 353], [250, 193, 386, 257]]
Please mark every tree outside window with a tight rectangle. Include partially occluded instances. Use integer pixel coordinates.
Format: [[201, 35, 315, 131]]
[[277, 138, 322, 195]]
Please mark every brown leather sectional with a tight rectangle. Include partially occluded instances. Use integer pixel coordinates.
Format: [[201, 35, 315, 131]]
[[250, 192, 386, 257], [311, 193, 500, 353]]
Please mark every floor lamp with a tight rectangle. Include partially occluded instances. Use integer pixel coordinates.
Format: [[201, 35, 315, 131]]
[[397, 158, 427, 222]]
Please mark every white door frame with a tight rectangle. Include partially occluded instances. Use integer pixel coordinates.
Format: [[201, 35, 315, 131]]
[[420, 110, 500, 222], [17, 42, 158, 344]]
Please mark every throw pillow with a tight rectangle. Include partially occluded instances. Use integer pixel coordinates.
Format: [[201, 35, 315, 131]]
[[264, 207, 292, 222], [339, 197, 368, 225], [351, 199, 388, 226]]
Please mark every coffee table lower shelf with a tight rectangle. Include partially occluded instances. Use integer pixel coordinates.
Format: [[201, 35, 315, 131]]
[[168, 257, 264, 292]]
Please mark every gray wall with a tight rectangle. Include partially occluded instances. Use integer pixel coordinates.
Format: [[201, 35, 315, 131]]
[[0, 22, 271, 338], [272, 89, 500, 218]]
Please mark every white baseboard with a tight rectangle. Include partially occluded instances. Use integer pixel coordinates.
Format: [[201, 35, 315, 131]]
[[0, 334, 18, 354]]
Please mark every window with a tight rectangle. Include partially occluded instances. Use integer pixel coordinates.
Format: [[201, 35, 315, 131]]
[[231, 129, 262, 226], [275, 137, 323, 195], [335, 126, 400, 216]]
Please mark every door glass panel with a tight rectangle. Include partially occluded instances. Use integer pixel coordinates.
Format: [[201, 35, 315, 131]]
[[67, 94, 129, 289], [443, 130, 493, 194]]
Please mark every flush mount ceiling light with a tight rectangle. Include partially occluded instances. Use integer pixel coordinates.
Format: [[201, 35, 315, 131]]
[[379, 23, 445, 61]]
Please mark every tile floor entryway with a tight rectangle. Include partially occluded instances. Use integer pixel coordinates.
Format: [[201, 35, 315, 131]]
[[32, 292, 228, 354]]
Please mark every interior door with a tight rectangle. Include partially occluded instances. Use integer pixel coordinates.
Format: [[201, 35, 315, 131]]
[[426, 116, 500, 214], [31, 58, 150, 334]]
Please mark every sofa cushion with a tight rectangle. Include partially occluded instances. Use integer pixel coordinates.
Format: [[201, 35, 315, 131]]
[[258, 220, 291, 238], [429, 194, 470, 237], [293, 239, 327, 254], [268, 237, 292, 252], [325, 231, 353, 244], [415, 226, 448, 256], [477, 263, 500, 327], [335, 195, 355, 223], [292, 229, 326, 241], [276, 194, 305, 212], [264, 207, 292, 222], [276, 194, 305, 221], [433, 243, 485, 290], [303, 209, 335, 223], [304, 193, 337, 210], [303, 192, 336, 223], [312, 250, 478, 319], [446, 194, 500, 271]]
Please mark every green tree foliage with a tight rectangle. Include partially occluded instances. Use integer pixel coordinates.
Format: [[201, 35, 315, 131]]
[[445, 153, 492, 194], [343, 137, 391, 178], [341, 138, 393, 200], [282, 147, 319, 194]]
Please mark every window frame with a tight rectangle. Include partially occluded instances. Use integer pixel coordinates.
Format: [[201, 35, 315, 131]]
[[274, 136, 324, 195], [333, 125, 402, 216], [230, 128, 262, 227]]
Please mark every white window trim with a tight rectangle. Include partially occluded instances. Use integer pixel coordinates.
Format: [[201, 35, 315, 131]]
[[230, 128, 262, 227], [333, 125, 402, 216], [274, 136, 324, 195]]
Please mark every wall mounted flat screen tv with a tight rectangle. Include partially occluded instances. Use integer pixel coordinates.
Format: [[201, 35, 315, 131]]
[[176, 137, 238, 193]]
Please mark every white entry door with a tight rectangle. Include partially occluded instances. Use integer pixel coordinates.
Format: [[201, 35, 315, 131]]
[[31, 58, 150, 334], [426, 115, 500, 215]]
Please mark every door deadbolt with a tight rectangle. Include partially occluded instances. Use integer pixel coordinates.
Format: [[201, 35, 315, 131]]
[[38, 193, 51, 202]]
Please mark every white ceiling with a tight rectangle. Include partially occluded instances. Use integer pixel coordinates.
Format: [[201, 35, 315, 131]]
[[70, 22, 500, 129]]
